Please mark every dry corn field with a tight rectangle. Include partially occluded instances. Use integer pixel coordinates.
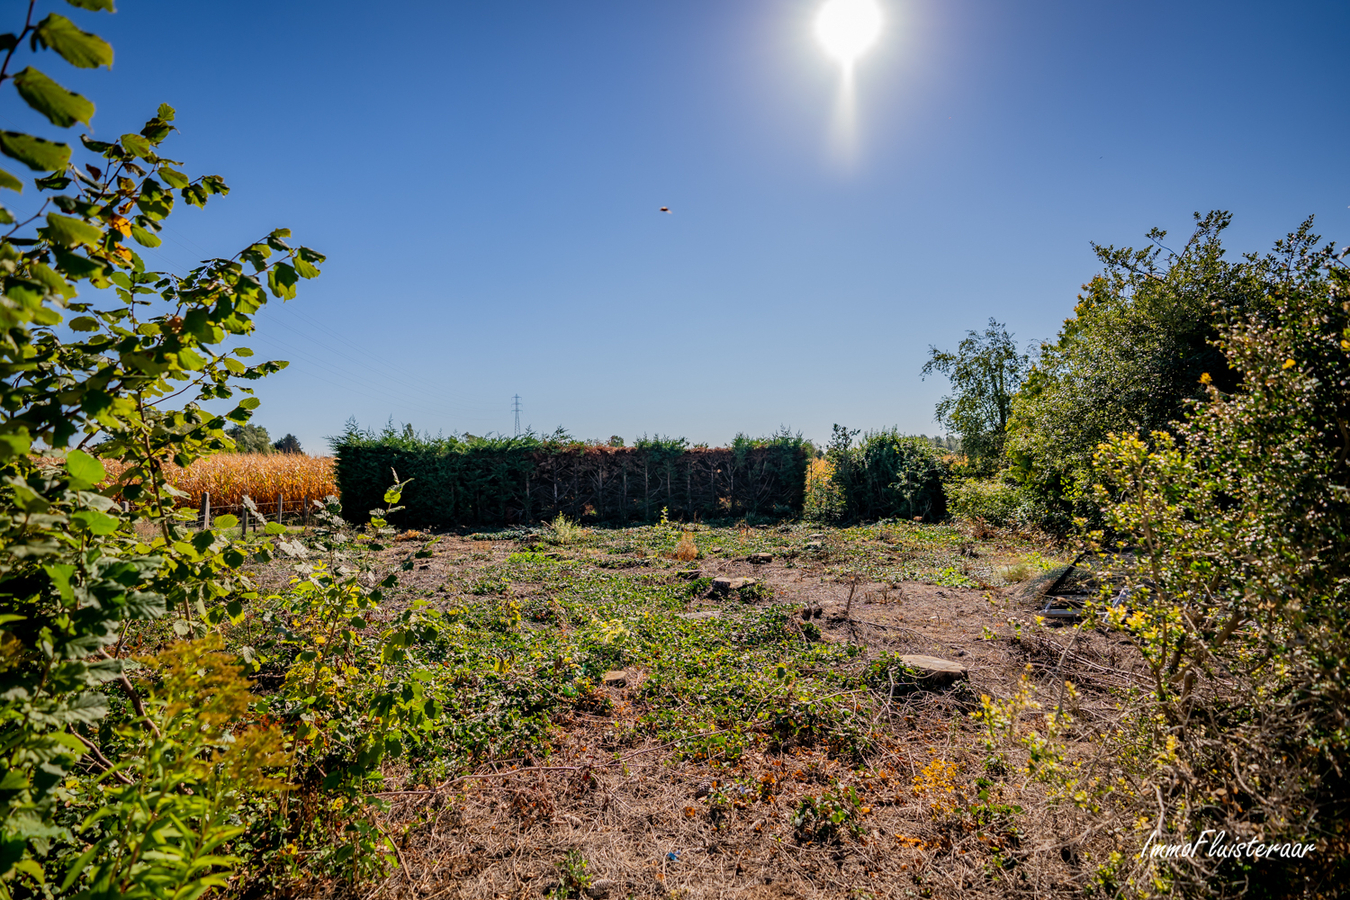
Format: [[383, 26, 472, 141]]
[[100, 454, 336, 509]]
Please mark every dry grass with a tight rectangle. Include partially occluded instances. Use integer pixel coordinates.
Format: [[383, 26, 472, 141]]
[[674, 531, 698, 561], [352, 692, 1090, 900]]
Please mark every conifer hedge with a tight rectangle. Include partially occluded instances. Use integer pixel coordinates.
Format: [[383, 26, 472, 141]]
[[332, 426, 809, 528]]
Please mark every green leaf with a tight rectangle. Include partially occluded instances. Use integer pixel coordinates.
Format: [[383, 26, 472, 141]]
[[267, 263, 298, 299], [58, 692, 108, 725], [0, 167, 22, 192], [129, 223, 160, 247], [293, 256, 321, 279], [71, 509, 118, 535], [42, 213, 101, 248], [53, 248, 106, 282], [12, 67, 94, 127], [0, 131, 71, 172], [120, 133, 152, 159], [28, 262, 76, 299], [176, 347, 206, 370], [69, 316, 99, 331], [0, 206, 11, 225], [157, 166, 189, 189], [63, 0, 116, 10], [213, 514, 239, 530], [65, 449, 105, 487], [139, 117, 171, 144], [264, 522, 287, 535], [35, 14, 113, 69], [157, 102, 175, 121]]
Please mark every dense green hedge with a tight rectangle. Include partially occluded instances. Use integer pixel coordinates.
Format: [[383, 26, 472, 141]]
[[826, 427, 948, 522], [332, 426, 809, 529]]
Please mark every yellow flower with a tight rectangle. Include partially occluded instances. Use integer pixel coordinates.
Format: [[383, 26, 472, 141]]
[[1199, 372, 1212, 384], [1283, 358, 1296, 369]]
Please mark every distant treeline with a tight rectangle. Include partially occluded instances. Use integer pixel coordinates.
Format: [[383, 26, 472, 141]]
[[332, 425, 810, 529]]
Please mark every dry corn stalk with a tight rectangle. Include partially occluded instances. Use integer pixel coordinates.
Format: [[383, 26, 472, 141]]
[[101, 454, 336, 508]]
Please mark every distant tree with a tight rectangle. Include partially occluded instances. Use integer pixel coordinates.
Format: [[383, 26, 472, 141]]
[[226, 424, 273, 454], [921, 319, 1029, 471], [272, 433, 303, 454], [608, 435, 625, 447]]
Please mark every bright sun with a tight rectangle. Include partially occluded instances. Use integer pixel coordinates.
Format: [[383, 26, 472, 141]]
[[815, 0, 883, 68]]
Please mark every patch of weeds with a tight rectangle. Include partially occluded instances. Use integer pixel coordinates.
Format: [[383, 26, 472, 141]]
[[507, 550, 563, 565], [792, 785, 866, 844], [522, 596, 565, 625], [736, 581, 773, 603], [862, 653, 929, 697], [548, 513, 586, 546], [470, 574, 511, 595], [685, 576, 713, 596], [994, 562, 1034, 584], [934, 566, 981, 589], [547, 850, 592, 899]]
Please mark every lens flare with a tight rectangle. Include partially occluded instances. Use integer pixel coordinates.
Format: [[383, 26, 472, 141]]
[[815, 0, 883, 69]]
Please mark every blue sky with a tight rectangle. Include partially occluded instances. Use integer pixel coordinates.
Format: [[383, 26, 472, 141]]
[[10, 1, 1349, 452]]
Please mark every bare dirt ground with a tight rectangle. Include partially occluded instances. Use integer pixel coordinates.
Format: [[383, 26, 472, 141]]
[[251, 523, 1149, 900]]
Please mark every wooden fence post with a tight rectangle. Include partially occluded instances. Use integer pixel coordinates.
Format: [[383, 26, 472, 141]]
[[278, 494, 285, 528], [241, 496, 249, 535], [303, 494, 310, 531], [200, 492, 211, 530]]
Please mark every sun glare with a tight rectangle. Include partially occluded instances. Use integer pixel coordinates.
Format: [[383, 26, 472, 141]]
[[815, 0, 883, 69]]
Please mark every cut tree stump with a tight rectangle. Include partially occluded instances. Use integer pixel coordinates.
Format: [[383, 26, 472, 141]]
[[898, 655, 968, 686], [712, 576, 757, 595]]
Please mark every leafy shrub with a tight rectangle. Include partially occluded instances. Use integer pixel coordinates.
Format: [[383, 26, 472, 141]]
[[946, 477, 1040, 528], [736, 581, 772, 603], [792, 786, 865, 844], [0, 4, 328, 891], [65, 640, 288, 898], [1004, 212, 1261, 529], [826, 426, 948, 522], [1018, 223, 1350, 895], [803, 457, 845, 522], [548, 513, 586, 546]]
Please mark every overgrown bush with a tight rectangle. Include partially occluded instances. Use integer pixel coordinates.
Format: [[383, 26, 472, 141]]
[[803, 457, 845, 522], [946, 477, 1042, 529], [825, 426, 947, 523], [983, 224, 1350, 897], [1084, 227, 1350, 896], [1004, 212, 1263, 530]]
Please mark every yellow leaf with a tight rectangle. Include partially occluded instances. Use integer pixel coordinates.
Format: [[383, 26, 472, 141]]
[[109, 214, 131, 236]]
